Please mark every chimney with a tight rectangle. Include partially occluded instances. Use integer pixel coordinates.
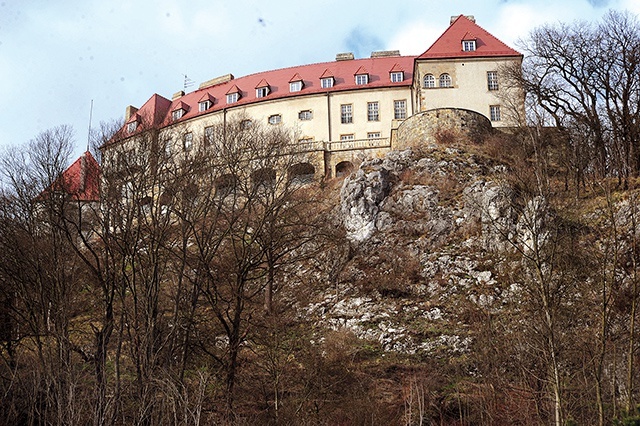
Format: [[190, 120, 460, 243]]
[[451, 15, 475, 24], [172, 90, 185, 100], [199, 73, 235, 90], [371, 50, 401, 58], [125, 105, 138, 121], [336, 52, 354, 61]]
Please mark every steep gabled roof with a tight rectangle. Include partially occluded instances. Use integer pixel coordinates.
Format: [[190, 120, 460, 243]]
[[39, 151, 100, 202], [418, 15, 521, 60]]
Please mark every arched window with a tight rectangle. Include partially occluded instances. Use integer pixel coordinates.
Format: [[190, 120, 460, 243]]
[[439, 73, 452, 88], [423, 74, 435, 88]]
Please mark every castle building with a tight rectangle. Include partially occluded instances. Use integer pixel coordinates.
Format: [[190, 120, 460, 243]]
[[105, 15, 522, 179]]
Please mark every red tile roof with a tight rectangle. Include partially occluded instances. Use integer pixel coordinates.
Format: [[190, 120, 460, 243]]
[[418, 15, 521, 60], [39, 151, 100, 202]]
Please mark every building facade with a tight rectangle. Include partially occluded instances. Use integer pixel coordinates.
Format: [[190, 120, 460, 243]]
[[105, 15, 522, 179]]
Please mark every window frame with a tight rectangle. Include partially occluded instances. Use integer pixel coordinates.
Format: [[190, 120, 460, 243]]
[[183, 132, 193, 151], [256, 87, 269, 98], [423, 74, 435, 88], [289, 81, 302, 92], [340, 104, 353, 124], [321, 77, 334, 88], [462, 40, 476, 51], [367, 132, 381, 139], [439, 73, 452, 88], [127, 121, 137, 133], [226, 92, 239, 104], [199, 100, 212, 112], [367, 101, 379, 121], [340, 134, 355, 141], [204, 126, 214, 146], [268, 114, 282, 125], [298, 110, 313, 120], [171, 109, 184, 121], [393, 99, 407, 120], [490, 105, 501, 121], [487, 71, 499, 91], [390, 71, 403, 83], [355, 74, 369, 85]]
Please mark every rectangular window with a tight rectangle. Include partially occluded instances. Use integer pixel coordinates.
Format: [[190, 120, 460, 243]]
[[268, 114, 282, 125], [490, 105, 501, 121], [487, 71, 499, 91], [171, 110, 183, 121], [355, 74, 368, 85], [298, 110, 313, 120], [341, 104, 353, 124], [462, 40, 476, 51], [204, 126, 214, 145], [256, 87, 269, 98], [390, 72, 403, 82], [340, 134, 355, 141], [394, 100, 407, 119], [321, 77, 334, 88], [226, 93, 238, 104], [367, 102, 379, 121], [290, 81, 302, 92], [367, 132, 381, 139], [298, 137, 314, 143], [127, 121, 137, 133], [199, 100, 211, 112], [183, 133, 193, 151]]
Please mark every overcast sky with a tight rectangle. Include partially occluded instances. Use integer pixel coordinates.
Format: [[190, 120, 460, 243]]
[[1, 0, 639, 158]]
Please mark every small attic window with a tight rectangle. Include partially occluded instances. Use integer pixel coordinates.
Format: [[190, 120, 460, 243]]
[[172, 109, 184, 121], [355, 74, 369, 85], [199, 100, 212, 112], [390, 71, 404, 83], [462, 40, 476, 51], [256, 87, 269, 98], [290, 81, 302, 92], [127, 121, 137, 133], [227, 93, 239, 104], [321, 77, 334, 88]]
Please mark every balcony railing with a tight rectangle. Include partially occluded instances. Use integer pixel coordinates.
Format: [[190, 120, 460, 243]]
[[290, 137, 391, 153]]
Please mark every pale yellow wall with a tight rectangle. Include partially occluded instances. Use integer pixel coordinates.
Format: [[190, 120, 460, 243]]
[[415, 57, 522, 127]]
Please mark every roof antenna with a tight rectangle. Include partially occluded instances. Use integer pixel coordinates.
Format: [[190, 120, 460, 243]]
[[87, 99, 94, 153], [183, 74, 195, 89]]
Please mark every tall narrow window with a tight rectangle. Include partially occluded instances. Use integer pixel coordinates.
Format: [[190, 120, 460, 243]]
[[367, 102, 379, 121], [341, 104, 352, 124], [439, 73, 452, 88], [423, 74, 435, 88], [204, 126, 214, 146], [394, 100, 407, 119], [490, 105, 501, 121], [487, 71, 499, 90], [183, 133, 193, 151]]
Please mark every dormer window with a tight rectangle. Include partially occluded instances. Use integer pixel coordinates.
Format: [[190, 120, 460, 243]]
[[171, 109, 184, 121], [355, 74, 368, 85], [226, 85, 241, 104], [390, 71, 404, 83], [321, 77, 334, 88], [256, 87, 269, 98], [354, 66, 369, 85], [199, 100, 212, 112], [127, 120, 138, 133], [290, 81, 302, 92], [256, 79, 270, 98], [462, 40, 476, 51]]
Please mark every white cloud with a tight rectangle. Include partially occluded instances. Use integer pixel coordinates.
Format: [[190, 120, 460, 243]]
[[385, 22, 443, 56]]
